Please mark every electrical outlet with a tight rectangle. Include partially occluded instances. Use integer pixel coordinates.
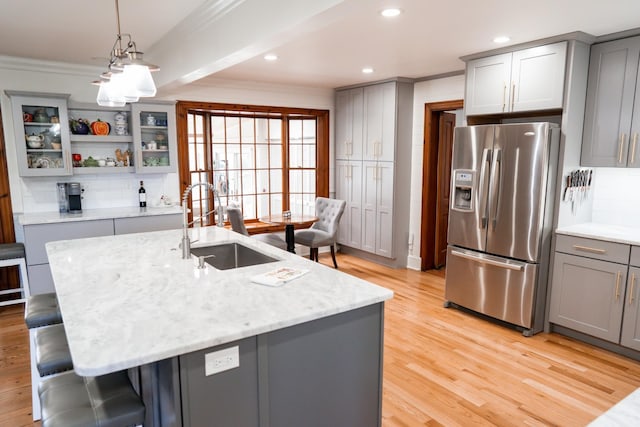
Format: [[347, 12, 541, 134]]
[[205, 346, 239, 376]]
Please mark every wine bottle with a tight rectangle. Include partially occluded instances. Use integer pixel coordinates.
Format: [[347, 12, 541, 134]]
[[139, 181, 147, 208]]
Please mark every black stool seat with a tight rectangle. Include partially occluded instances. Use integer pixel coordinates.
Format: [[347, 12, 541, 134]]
[[25, 293, 62, 329], [0, 242, 25, 260], [35, 324, 73, 376], [39, 370, 145, 427]]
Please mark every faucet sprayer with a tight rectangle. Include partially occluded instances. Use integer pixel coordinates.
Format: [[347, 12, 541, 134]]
[[181, 182, 224, 259]]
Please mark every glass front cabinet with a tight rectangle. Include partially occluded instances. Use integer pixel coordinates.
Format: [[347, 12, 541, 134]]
[[8, 92, 72, 177], [131, 103, 178, 173]]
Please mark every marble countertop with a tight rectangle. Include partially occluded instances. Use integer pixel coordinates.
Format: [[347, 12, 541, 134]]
[[556, 223, 640, 246], [19, 205, 182, 225], [589, 387, 640, 426], [46, 226, 393, 376]]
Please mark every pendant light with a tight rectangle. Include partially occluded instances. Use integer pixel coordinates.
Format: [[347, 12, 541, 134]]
[[95, 0, 159, 106]]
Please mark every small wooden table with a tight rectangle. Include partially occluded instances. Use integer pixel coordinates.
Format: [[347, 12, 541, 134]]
[[259, 214, 317, 253]]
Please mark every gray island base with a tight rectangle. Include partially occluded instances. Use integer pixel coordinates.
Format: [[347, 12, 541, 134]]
[[45, 226, 392, 427], [147, 302, 383, 427]]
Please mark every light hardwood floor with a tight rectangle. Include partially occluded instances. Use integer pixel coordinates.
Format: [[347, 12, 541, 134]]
[[1, 253, 640, 426]]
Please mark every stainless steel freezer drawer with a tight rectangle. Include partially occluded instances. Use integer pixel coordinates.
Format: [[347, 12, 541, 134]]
[[445, 246, 538, 328]]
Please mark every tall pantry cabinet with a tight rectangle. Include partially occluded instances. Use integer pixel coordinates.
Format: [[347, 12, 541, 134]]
[[335, 80, 413, 267]]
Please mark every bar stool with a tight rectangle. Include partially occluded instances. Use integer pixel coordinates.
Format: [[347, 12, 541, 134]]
[[39, 370, 145, 427], [0, 243, 30, 307], [25, 292, 62, 328], [34, 324, 73, 376], [24, 293, 70, 421]]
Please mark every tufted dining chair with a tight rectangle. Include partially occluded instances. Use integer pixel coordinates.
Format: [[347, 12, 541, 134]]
[[294, 197, 346, 268], [226, 206, 288, 250]]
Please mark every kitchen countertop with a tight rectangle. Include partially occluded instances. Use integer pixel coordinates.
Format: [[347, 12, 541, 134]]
[[46, 226, 393, 376], [589, 387, 640, 426], [556, 223, 640, 246], [18, 205, 182, 225]]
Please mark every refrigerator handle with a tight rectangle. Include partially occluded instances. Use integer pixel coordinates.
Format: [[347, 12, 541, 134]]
[[451, 249, 524, 271], [490, 148, 503, 230], [479, 148, 491, 229]]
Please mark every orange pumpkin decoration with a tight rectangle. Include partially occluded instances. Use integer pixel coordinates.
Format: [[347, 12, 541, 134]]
[[90, 119, 110, 136]]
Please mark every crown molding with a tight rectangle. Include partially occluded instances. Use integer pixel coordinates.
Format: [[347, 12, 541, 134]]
[[0, 55, 101, 77]]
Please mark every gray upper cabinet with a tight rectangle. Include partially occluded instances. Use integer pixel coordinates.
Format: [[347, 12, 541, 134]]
[[8, 92, 73, 177], [465, 42, 567, 116], [581, 36, 640, 167], [335, 88, 363, 160], [362, 82, 396, 162]]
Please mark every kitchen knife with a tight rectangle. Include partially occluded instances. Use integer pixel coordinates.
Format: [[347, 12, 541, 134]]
[[563, 175, 571, 201]]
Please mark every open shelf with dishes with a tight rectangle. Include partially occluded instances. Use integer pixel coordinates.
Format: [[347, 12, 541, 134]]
[[67, 102, 136, 174], [6, 92, 177, 176]]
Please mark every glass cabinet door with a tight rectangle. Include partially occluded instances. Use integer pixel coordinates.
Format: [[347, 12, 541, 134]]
[[131, 103, 177, 173], [8, 93, 72, 177]]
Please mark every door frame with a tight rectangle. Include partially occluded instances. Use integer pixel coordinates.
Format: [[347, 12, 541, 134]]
[[0, 107, 19, 292], [420, 99, 463, 271]]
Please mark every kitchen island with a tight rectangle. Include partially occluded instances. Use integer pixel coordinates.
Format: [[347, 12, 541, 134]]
[[19, 206, 182, 295], [46, 226, 393, 427]]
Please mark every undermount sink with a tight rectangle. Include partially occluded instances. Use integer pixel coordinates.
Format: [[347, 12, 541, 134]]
[[190, 242, 279, 270]]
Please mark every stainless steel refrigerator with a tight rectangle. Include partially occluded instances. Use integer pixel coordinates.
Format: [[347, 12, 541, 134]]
[[444, 122, 560, 336]]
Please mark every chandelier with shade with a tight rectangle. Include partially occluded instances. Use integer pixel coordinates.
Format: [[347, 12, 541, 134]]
[[94, 0, 159, 107]]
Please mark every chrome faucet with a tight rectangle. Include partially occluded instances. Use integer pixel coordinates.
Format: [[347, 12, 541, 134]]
[[181, 182, 224, 259]]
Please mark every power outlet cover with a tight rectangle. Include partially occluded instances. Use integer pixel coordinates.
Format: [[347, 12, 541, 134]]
[[205, 346, 239, 376]]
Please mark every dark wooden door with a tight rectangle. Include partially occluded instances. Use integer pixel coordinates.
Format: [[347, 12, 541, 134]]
[[434, 112, 455, 268], [0, 108, 19, 294]]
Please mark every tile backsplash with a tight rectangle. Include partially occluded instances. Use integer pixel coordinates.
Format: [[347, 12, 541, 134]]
[[20, 173, 180, 213], [591, 168, 640, 227]]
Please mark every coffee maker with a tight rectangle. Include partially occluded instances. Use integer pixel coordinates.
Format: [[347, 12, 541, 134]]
[[57, 182, 83, 213]]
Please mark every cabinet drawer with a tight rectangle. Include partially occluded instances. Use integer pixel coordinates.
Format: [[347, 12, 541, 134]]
[[114, 214, 182, 235], [631, 246, 640, 267], [555, 234, 630, 263]]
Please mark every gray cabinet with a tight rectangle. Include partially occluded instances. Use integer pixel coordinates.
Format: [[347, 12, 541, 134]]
[[335, 160, 362, 249], [131, 103, 178, 173], [113, 214, 181, 235], [465, 42, 567, 116], [549, 252, 627, 342], [176, 303, 384, 427], [581, 36, 640, 167], [7, 92, 73, 177], [621, 247, 640, 351], [549, 235, 640, 349], [335, 80, 413, 266], [180, 338, 259, 427], [335, 88, 363, 160], [363, 83, 396, 162]]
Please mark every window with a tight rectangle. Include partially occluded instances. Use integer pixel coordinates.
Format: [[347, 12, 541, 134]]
[[177, 102, 329, 227]]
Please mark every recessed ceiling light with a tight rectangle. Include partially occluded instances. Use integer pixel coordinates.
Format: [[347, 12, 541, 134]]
[[362, 67, 374, 74], [264, 54, 278, 61], [381, 8, 402, 17], [493, 36, 511, 44]]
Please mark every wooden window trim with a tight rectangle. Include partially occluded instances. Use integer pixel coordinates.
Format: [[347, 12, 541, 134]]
[[176, 101, 329, 225]]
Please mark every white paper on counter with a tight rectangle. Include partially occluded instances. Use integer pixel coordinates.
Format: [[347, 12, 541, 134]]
[[250, 267, 309, 287]]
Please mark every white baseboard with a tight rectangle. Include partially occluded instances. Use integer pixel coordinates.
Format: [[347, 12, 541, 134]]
[[406, 255, 421, 271]]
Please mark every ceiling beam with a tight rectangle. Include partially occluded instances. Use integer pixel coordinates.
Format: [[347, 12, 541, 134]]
[[148, 0, 346, 91]]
